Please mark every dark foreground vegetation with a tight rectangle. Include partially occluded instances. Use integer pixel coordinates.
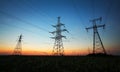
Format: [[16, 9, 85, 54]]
[[0, 55, 120, 72]]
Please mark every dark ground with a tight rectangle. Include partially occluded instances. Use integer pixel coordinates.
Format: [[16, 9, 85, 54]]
[[0, 55, 120, 72]]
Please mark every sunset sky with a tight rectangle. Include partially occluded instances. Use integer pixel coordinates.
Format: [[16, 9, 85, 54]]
[[0, 0, 120, 55]]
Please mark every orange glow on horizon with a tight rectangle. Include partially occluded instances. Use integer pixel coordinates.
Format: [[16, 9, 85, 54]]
[[0, 45, 90, 55], [0, 45, 117, 55], [0, 47, 89, 55]]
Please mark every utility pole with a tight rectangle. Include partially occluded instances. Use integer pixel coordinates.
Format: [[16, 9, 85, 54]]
[[86, 17, 107, 54], [13, 34, 22, 55], [50, 17, 68, 56]]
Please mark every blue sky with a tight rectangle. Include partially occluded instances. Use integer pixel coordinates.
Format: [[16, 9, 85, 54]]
[[0, 0, 120, 55]]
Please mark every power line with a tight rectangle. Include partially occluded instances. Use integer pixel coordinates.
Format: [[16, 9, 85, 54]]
[[71, 0, 87, 28], [0, 10, 49, 32], [104, 0, 113, 24], [21, 0, 56, 24], [0, 22, 38, 35], [91, 0, 95, 19], [71, 0, 94, 50]]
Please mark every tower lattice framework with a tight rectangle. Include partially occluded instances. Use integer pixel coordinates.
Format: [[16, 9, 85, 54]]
[[50, 17, 68, 55], [13, 34, 22, 55], [86, 17, 107, 54]]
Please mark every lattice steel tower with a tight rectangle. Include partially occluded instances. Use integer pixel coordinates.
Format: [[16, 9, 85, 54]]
[[13, 34, 22, 55], [86, 17, 107, 54], [50, 17, 68, 55]]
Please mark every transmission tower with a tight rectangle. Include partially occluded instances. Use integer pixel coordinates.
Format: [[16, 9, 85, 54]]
[[86, 17, 107, 54], [13, 34, 22, 55], [50, 17, 68, 55]]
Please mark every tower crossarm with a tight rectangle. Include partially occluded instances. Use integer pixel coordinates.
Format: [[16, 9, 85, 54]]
[[49, 31, 56, 34], [86, 24, 105, 32], [49, 29, 68, 34], [86, 26, 93, 32], [52, 25, 57, 27], [61, 35, 66, 39], [96, 24, 105, 29], [62, 29, 69, 33], [50, 35, 66, 39], [52, 23, 65, 27]]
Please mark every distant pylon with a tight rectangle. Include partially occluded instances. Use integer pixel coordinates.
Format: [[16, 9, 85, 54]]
[[50, 17, 69, 56], [13, 34, 22, 55], [88, 47, 91, 54], [86, 17, 107, 54]]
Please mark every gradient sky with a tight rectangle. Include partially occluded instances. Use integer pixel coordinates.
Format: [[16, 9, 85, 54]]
[[0, 0, 120, 55]]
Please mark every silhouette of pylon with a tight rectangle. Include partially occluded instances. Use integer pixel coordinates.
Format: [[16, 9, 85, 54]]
[[50, 17, 69, 55], [86, 17, 107, 54], [13, 34, 22, 55]]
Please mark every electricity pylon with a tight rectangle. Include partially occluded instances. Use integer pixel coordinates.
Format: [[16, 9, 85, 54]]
[[13, 34, 22, 55], [50, 17, 68, 56], [86, 17, 107, 54]]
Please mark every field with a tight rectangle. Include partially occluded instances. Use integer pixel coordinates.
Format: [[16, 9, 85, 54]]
[[0, 55, 120, 72]]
